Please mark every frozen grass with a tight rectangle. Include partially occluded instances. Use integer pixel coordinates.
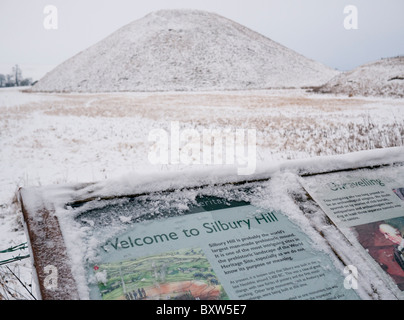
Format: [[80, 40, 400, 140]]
[[1, 89, 403, 196], [0, 88, 403, 299], [3, 90, 403, 162]]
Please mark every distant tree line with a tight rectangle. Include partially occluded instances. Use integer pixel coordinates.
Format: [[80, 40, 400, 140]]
[[0, 64, 33, 87]]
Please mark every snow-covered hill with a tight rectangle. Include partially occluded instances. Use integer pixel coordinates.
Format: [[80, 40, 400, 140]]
[[315, 56, 404, 98], [32, 9, 338, 93]]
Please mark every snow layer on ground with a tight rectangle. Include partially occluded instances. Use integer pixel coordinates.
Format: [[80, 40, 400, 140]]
[[315, 56, 404, 98], [31, 9, 339, 93], [1, 88, 403, 299]]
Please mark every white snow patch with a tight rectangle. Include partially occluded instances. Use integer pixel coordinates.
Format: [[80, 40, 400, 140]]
[[32, 9, 338, 93]]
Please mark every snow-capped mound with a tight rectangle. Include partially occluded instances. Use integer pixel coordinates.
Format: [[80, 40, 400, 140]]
[[315, 56, 404, 98], [32, 9, 338, 93]]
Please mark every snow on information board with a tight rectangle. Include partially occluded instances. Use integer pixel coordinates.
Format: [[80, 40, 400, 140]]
[[18, 148, 404, 300]]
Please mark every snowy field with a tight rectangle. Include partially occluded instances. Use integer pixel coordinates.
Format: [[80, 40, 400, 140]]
[[1, 87, 404, 299]]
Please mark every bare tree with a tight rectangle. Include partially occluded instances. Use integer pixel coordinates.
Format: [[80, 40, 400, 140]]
[[1, 66, 32, 87], [20, 78, 32, 86], [12, 65, 22, 86], [6, 74, 13, 87]]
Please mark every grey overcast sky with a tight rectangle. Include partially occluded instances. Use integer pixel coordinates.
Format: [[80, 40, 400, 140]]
[[0, 0, 403, 80]]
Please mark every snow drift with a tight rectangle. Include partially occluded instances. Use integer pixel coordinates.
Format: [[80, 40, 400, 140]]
[[315, 56, 404, 98], [32, 9, 339, 93]]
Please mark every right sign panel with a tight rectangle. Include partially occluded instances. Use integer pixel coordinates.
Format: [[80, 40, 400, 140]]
[[301, 165, 404, 293]]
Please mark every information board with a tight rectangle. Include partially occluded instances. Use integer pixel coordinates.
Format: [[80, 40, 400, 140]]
[[83, 196, 358, 300], [18, 150, 404, 300], [301, 165, 404, 294]]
